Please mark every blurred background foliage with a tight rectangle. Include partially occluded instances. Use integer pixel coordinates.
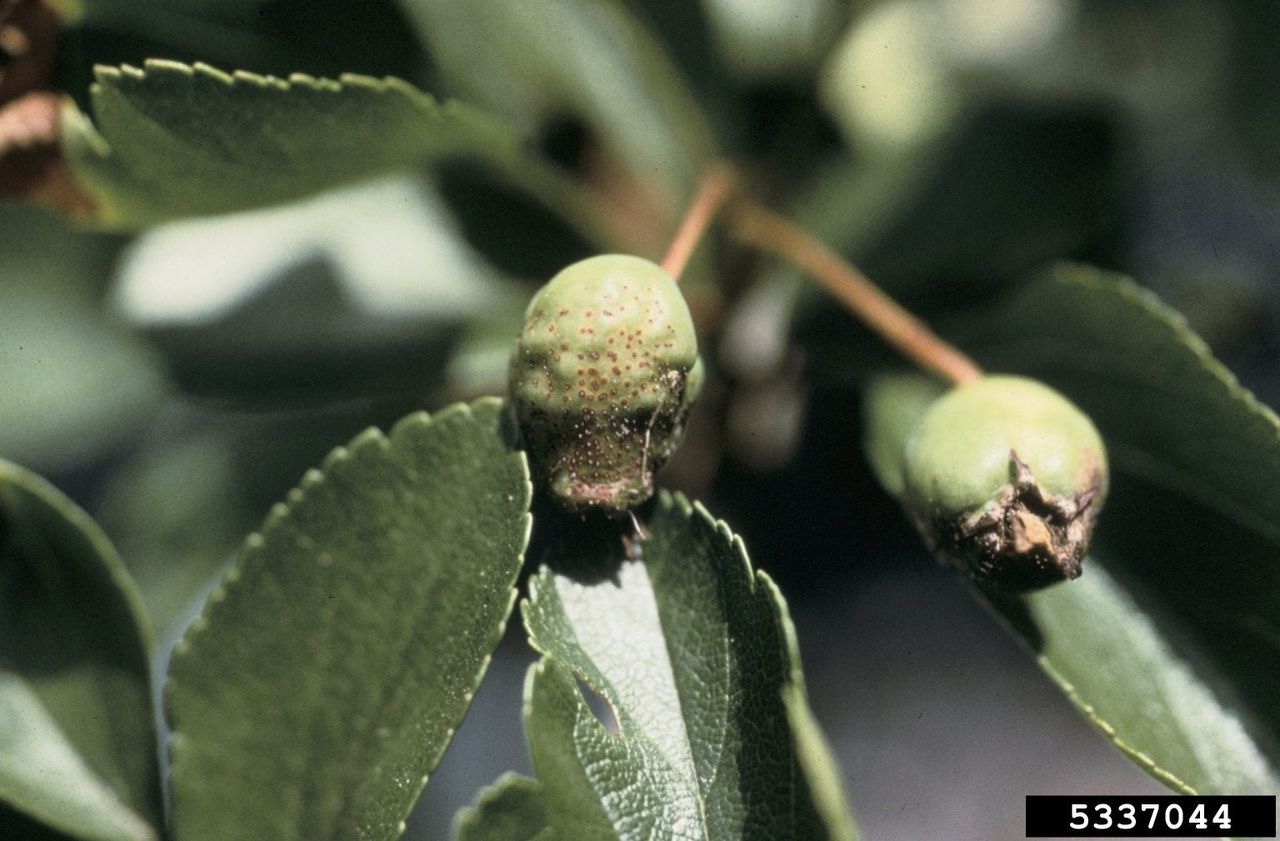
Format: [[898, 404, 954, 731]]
[[3, 0, 1280, 838]]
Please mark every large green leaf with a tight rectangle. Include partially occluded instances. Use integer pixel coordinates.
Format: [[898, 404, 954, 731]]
[[0, 675, 155, 841], [395, 0, 716, 216], [165, 398, 532, 841], [509, 492, 856, 841], [861, 264, 1280, 796], [0, 460, 162, 832], [61, 60, 589, 230], [1015, 564, 1278, 795]]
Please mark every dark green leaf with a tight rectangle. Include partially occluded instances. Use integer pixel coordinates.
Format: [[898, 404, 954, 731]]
[[861, 265, 1280, 794], [0, 460, 162, 830], [518, 492, 857, 841], [165, 398, 532, 841], [62, 60, 586, 230], [0, 674, 155, 841], [453, 775, 550, 841], [395, 0, 716, 216]]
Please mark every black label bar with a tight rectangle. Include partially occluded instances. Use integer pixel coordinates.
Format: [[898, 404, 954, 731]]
[[1026, 795, 1276, 837]]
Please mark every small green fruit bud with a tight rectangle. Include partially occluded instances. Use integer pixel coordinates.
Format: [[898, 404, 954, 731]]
[[509, 254, 702, 514], [902, 375, 1107, 591]]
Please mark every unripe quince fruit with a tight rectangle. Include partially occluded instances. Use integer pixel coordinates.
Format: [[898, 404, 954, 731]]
[[902, 375, 1107, 591], [509, 254, 702, 514]]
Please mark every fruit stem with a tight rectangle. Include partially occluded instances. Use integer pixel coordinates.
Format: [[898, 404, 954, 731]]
[[730, 202, 983, 386], [660, 162, 736, 280]]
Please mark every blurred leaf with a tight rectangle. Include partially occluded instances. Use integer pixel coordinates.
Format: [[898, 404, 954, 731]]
[[0, 205, 161, 471], [394, 0, 716, 214], [62, 60, 589, 230], [700, 0, 843, 81], [766, 103, 1122, 388], [165, 398, 532, 841], [0, 204, 122, 295], [517, 492, 857, 841], [0, 805, 95, 841], [0, 284, 165, 471], [0, 460, 161, 828], [838, 104, 1117, 302], [861, 265, 1280, 794], [453, 775, 549, 841], [0, 674, 155, 841], [616, 0, 716, 102], [110, 174, 531, 400], [433, 163, 599, 285], [94, 434, 246, 637], [1223, 3, 1280, 186]]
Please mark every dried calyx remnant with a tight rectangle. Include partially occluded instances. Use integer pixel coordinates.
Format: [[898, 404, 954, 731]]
[[509, 254, 702, 515], [902, 375, 1107, 592]]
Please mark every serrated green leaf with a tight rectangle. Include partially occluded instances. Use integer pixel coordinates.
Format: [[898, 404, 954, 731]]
[[1016, 564, 1278, 795], [861, 265, 1280, 796], [0, 460, 162, 832], [0, 674, 155, 841], [165, 398, 532, 841], [61, 60, 589, 231], [517, 492, 857, 841], [395, 0, 716, 215], [453, 774, 551, 841], [781, 683, 860, 838], [71, 0, 427, 83]]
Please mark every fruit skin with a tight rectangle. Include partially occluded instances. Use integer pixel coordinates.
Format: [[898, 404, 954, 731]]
[[509, 254, 701, 514], [902, 375, 1107, 591]]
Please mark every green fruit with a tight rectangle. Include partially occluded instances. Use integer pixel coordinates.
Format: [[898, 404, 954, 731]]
[[902, 375, 1107, 591], [509, 254, 702, 514]]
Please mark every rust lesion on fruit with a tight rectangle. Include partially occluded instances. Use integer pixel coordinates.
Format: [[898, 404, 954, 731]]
[[935, 451, 1104, 592], [528, 361, 699, 515], [510, 255, 702, 516]]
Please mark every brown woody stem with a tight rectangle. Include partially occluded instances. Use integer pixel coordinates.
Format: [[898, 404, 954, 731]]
[[730, 202, 983, 386]]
